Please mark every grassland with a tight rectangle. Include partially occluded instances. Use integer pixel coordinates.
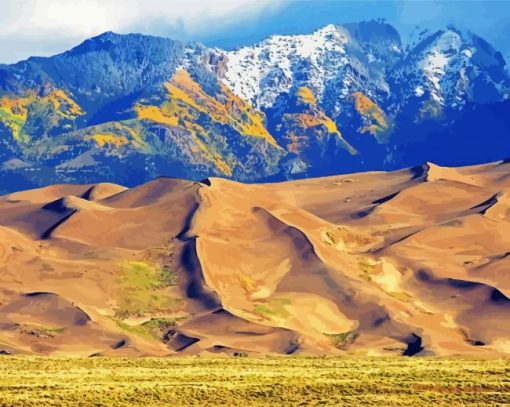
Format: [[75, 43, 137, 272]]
[[0, 357, 508, 406]]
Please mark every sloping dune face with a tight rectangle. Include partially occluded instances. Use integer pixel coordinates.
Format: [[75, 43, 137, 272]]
[[1, 162, 510, 356]]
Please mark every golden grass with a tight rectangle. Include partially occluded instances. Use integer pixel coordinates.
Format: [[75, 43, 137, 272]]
[[0, 357, 508, 406]]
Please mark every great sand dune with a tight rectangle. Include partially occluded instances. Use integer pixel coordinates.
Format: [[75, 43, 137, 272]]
[[0, 161, 510, 356]]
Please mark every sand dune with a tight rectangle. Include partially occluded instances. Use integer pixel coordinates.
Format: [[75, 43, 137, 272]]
[[0, 161, 510, 356]]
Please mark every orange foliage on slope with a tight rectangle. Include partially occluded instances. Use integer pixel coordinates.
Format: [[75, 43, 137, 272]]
[[85, 134, 129, 148], [49, 89, 83, 118], [0, 88, 83, 142], [295, 86, 317, 106], [284, 87, 357, 156], [135, 105, 179, 127], [83, 122, 147, 151], [352, 91, 390, 138], [0, 96, 30, 141], [168, 69, 279, 147], [134, 69, 283, 176]]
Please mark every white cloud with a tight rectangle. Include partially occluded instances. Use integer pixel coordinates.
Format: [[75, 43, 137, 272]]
[[0, 0, 285, 63]]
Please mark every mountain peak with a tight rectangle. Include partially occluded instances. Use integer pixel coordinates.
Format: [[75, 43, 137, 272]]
[[396, 24, 509, 107], [64, 30, 181, 57], [314, 24, 340, 36], [345, 19, 401, 44], [1, 21, 510, 191], [93, 30, 119, 40]]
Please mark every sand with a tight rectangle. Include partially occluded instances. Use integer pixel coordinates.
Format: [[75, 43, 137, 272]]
[[0, 161, 509, 356]]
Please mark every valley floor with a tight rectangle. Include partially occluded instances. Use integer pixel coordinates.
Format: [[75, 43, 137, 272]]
[[0, 357, 508, 406]]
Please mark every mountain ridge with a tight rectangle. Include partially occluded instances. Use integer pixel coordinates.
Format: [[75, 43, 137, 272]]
[[0, 20, 509, 192]]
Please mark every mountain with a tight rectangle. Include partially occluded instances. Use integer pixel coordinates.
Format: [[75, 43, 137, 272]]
[[394, 27, 510, 111], [0, 21, 509, 191], [1, 161, 510, 356]]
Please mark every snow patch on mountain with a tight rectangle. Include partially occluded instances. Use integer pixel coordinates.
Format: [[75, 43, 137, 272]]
[[394, 28, 510, 109], [222, 24, 350, 108], [419, 31, 463, 103]]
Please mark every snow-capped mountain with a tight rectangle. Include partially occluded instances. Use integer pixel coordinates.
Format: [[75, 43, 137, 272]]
[[0, 21, 509, 192], [223, 25, 353, 109], [220, 22, 401, 115], [392, 27, 509, 121], [218, 23, 508, 119]]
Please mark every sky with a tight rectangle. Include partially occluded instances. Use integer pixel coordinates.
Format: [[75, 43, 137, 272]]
[[0, 0, 509, 64]]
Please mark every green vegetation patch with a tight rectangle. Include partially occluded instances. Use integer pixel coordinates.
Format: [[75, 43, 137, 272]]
[[388, 291, 414, 302], [358, 256, 377, 281], [115, 318, 179, 341], [114, 261, 180, 319], [0, 107, 27, 142], [114, 320, 155, 340], [17, 325, 65, 339], [141, 317, 177, 332], [324, 331, 360, 350], [253, 298, 291, 320]]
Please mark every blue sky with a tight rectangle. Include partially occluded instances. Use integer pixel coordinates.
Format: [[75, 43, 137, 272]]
[[200, 1, 510, 49], [1, 0, 509, 64]]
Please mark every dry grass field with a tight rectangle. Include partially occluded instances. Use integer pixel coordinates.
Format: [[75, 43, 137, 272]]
[[0, 357, 509, 406]]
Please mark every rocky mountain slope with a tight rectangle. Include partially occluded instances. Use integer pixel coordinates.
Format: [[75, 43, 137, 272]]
[[0, 161, 510, 356], [0, 21, 509, 191]]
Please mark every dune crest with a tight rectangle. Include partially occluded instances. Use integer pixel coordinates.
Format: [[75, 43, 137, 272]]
[[1, 162, 510, 356]]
